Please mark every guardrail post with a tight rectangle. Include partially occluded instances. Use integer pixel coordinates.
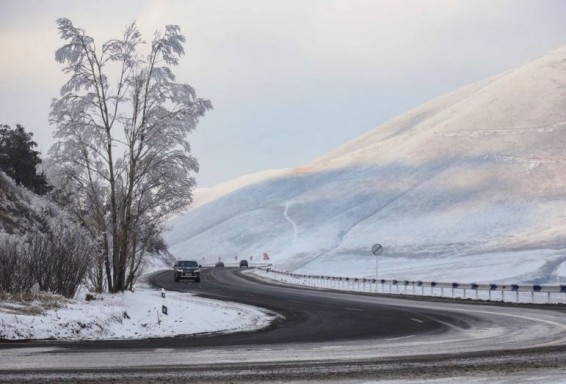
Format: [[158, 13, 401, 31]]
[[533, 285, 542, 304], [452, 283, 459, 299], [471, 284, 478, 300], [511, 285, 519, 303], [487, 284, 493, 301]]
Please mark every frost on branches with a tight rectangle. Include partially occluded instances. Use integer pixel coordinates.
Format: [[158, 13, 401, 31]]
[[0, 171, 93, 298], [47, 18, 212, 293]]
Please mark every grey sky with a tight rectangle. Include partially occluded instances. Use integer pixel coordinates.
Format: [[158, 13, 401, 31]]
[[1, 0, 566, 187]]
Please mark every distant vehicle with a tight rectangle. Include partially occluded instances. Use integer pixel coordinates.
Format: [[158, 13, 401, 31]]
[[173, 260, 201, 282], [239, 260, 248, 268], [215, 261, 225, 268]]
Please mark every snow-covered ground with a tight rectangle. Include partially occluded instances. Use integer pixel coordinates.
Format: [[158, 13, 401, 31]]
[[0, 285, 277, 341]]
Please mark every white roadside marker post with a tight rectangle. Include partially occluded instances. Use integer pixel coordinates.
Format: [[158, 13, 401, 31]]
[[161, 288, 168, 327]]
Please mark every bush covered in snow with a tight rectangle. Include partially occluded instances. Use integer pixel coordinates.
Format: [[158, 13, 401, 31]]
[[0, 171, 95, 298]]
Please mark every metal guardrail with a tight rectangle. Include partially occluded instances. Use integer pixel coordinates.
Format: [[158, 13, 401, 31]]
[[256, 268, 566, 304], [201, 262, 270, 268]]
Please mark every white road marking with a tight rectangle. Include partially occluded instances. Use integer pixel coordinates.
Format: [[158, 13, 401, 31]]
[[344, 307, 363, 312], [386, 335, 415, 341], [288, 299, 303, 303], [411, 318, 423, 323]]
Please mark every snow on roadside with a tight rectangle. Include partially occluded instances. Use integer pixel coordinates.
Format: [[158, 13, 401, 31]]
[[0, 287, 278, 341]]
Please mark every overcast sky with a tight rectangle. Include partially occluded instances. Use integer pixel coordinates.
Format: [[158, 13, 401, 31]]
[[1, 0, 566, 187]]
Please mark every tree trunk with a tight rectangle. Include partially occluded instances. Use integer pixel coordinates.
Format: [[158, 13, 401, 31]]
[[103, 232, 113, 292]]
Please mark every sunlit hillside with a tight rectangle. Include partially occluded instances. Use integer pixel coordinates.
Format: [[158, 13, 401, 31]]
[[165, 46, 566, 284]]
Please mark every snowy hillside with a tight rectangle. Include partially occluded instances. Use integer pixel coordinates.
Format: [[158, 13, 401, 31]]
[[165, 46, 566, 284], [0, 171, 46, 234]]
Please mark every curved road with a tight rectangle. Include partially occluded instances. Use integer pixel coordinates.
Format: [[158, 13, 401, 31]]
[[151, 267, 461, 346], [1, 267, 566, 382]]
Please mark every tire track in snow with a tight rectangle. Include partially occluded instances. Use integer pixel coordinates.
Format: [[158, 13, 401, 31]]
[[284, 202, 298, 244]]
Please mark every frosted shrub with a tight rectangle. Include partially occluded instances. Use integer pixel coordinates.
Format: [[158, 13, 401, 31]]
[[27, 217, 93, 298], [1, 171, 96, 297], [0, 233, 34, 293]]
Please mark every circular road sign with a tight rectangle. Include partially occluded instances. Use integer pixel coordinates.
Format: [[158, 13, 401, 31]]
[[371, 243, 383, 255]]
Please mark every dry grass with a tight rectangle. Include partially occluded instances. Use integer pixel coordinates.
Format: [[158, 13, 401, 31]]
[[0, 290, 67, 316]]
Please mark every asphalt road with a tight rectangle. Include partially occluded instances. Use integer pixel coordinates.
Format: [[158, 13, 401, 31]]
[[148, 267, 463, 346], [1, 267, 566, 383]]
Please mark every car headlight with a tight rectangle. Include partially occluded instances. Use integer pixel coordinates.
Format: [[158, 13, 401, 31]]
[[176, 269, 183, 272]]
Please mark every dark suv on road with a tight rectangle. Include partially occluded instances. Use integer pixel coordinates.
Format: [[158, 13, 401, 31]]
[[173, 260, 201, 282], [239, 260, 248, 268]]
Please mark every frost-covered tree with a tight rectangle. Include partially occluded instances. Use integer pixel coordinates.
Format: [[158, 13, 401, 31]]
[[48, 18, 211, 292]]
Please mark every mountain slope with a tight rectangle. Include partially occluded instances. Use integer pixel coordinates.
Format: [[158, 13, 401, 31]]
[[165, 46, 566, 284]]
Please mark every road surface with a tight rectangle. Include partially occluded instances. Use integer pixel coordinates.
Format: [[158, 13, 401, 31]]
[[1, 267, 566, 382]]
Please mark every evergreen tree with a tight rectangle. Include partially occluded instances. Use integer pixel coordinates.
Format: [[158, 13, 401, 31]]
[[0, 124, 51, 195]]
